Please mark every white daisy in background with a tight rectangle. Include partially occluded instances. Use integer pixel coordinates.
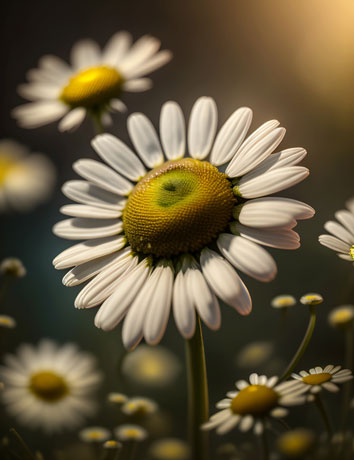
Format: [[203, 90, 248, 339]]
[[299, 293, 323, 306], [0, 140, 55, 212], [0, 339, 102, 432], [236, 341, 274, 368], [271, 294, 296, 309], [276, 428, 316, 458], [121, 346, 181, 387], [115, 424, 148, 442], [202, 373, 307, 435], [108, 392, 128, 405], [79, 426, 111, 443], [0, 315, 16, 329], [103, 440, 122, 449], [149, 438, 190, 460], [121, 397, 158, 416], [0, 257, 26, 278], [13, 32, 172, 132], [328, 305, 354, 329], [53, 97, 313, 348], [291, 365, 353, 394], [319, 198, 354, 262]]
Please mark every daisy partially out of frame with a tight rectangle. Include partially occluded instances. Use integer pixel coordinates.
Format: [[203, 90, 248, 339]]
[[0, 340, 102, 432], [291, 365, 353, 394], [319, 197, 354, 262], [13, 32, 172, 131], [202, 373, 307, 435], [53, 97, 313, 349]]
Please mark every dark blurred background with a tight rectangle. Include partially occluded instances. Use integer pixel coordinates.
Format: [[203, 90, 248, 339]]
[[1, 0, 354, 457]]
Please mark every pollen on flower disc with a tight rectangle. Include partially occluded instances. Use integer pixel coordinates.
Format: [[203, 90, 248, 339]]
[[123, 159, 235, 257]]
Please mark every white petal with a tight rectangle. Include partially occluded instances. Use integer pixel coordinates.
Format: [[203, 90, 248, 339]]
[[91, 134, 146, 181], [122, 51, 172, 79], [118, 35, 161, 75], [202, 410, 231, 430], [144, 263, 174, 345], [217, 234, 277, 282], [172, 270, 196, 339], [73, 159, 133, 196], [102, 31, 132, 66], [37, 54, 72, 81], [236, 166, 309, 199], [216, 415, 240, 435], [249, 373, 259, 384], [12, 101, 68, 128], [200, 248, 252, 315], [127, 113, 164, 168], [233, 224, 300, 250], [58, 108, 86, 132], [210, 107, 253, 166], [322, 382, 339, 392], [60, 204, 121, 219], [239, 415, 254, 432], [122, 78, 152, 92], [160, 101, 186, 160], [188, 97, 217, 160], [324, 221, 354, 245], [71, 39, 100, 69], [94, 260, 151, 330], [338, 254, 352, 261], [62, 180, 126, 211], [17, 83, 61, 101], [110, 99, 127, 113], [318, 235, 351, 254], [53, 218, 122, 240], [335, 210, 354, 237], [53, 235, 126, 269], [226, 127, 286, 177]]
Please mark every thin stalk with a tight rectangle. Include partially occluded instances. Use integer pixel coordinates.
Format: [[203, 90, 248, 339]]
[[279, 306, 317, 382], [314, 394, 333, 439], [185, 314, 210, 460], [121, 441, 137, 460], [91, 113, 104, 134], [340, 325, 353, 430], [9, 429, 36, 460], [261, 422, 269, 460]]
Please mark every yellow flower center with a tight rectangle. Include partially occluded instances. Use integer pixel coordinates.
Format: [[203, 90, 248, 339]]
[[0, 155, 22, 185], [350, 245, 354, 260], [302, 372, 332, 385], [60, 66, 123, 109], [123, 159, 235, 257], [29, 371, 69, 402], [123, 429, 140, 438], [230, 385, 279, 416]]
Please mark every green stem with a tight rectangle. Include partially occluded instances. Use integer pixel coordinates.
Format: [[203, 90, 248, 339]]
[[314, 394, 333, 439], [185, 314, 210, 460], [9, 428, 36, 460], [92, 113, 104, 134], [261, 422, 269, 460], [279, 306, 317, 382], [121, 441, 136, 460], [340, 326, 353, 430]]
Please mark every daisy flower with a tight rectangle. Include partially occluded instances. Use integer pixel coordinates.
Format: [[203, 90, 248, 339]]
[[13, 32, 172, 132], [0, 339, 102, 432], [276, 428, 316, 458], [149, 438, 190, 460], [328, 305, 354, 329], [79, 426, 111, 443], [108, 392, 128, 405], [271, 294, 296, 309], [236, 341, 273, 368], [0, 257, 26, 278], [115, 424, 148, 442], [53, 97, 313, 349], [202, 373, 307, 435], [0, 140, 55, 212], [291, 365, 353, 394], [0, 315, 16, 329], [319, 197, 354, 262], [299, 293, 323, 306], [121, 397, 158, 416]]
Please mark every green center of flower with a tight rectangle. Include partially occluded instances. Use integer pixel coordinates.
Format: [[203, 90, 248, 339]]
[[29, 371, 69, 402], [302, 373, 332, 385], [123, 158, 235, 257], [60, 66, 123, 108], [231, 385, 279, 416]]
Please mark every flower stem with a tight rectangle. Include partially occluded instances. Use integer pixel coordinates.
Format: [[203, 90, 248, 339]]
[[314, 394, 333, 439], [260, 422, 269, 460], [91, 113, 104, 134], [121, 441, 137, 460], [9, 428, 36, 460], [185, 314, 210, 460], [279, 306, 317, 382], [340, 325, 353, 430]]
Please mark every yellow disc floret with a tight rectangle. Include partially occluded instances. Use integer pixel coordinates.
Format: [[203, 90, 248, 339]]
[[60, 66, 123, 108], [231, 385, 279, 416], [123, 159, 235, 257], [302, 373, 332, 385], [350, 245, 354, 260], [29, 371, 69, 402]]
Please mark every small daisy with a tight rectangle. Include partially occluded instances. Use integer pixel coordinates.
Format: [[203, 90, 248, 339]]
[[108, 392, 128, 405], [236, 341, 273, 368], [0, 257, 26, 278], [103, 440, 122, 449], [121, 346, 181, 386], [328, 305, 354, 329], [149, 438, 190, 459], [271, 294, 296, 309], [115, 424, 148, 442], [291, 365, 353, 394], [0, 315, 16, 329], [300, 293, 323, 306], [53, 98, 313, 348], [13, 32, 172, 131], [0, 140, 55, 212], [276, 428, 316, 458], [0, 339, 102, 432], [202, 373, 307, 435], [79, 426, 111, 443], [319, 198, 354, 262], [121, 397, 158, 416]]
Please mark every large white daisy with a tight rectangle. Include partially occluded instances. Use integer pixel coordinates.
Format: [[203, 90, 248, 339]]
[[53, 97, 313, 349], [13, 32, 172, 131], [202, 373, 307, 435], [0, 340, 102, 432], [319, 198, 354, 262]]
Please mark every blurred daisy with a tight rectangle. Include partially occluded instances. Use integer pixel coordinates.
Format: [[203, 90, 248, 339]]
[[0, 315, 16, 329], [202, 373, 307, 435], [115, 424, 148, 442], [13, 32, 172, 131], [236, 341, 273, 368], [0, 140, 55, 212], [328, 305, 354, 329], [79, 426, 111, 443], [53, 98, 313, 348], [0, 257, 26, 278], [319, 198, 354, 262], [277, 428, 315, 458], [149, 438, 190, 459], [291, 365, 353, 394], [300, 293, 323, 306], [121, 346, 180, 387], [121, 397, 158, 416], [103, 440, 122, 449], [108, 392, 128, 405], [271, 294, 296, 309], [0, 339, 102, 432]]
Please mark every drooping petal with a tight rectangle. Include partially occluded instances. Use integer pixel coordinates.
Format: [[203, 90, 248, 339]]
[[318, 234, 351, 254]]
